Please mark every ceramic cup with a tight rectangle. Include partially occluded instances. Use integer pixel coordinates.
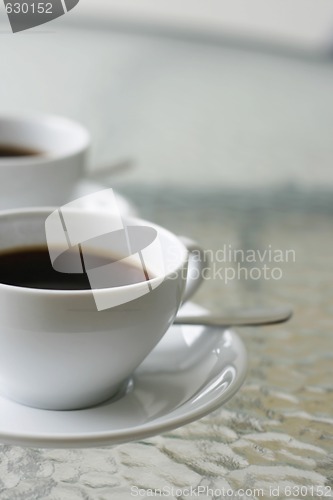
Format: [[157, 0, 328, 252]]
[[0, 115, 90, 210], [0, 208, 205, 410]]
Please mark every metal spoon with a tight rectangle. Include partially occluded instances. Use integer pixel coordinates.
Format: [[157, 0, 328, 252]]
[[174, 305, 293, 327], [88, 158, 133, 180]]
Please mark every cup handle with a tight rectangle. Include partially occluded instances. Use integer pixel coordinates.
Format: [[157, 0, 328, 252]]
[[178, 236, 207, 303]]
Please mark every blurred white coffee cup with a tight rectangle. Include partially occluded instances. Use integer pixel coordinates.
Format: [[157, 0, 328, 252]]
[[0, 114, 89, 210]]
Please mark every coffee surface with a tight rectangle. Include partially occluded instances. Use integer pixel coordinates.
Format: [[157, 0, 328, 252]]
[[0, 144, 42, 157], [0, 246, 149, 290]]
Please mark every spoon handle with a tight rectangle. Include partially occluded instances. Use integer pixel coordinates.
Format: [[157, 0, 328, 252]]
[[174, 305, 293, 327], [88, 158, 133, 180]]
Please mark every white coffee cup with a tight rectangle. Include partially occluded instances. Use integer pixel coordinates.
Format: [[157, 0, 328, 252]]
[[0, 208, 205, 410], [0, 115, 90, 210]]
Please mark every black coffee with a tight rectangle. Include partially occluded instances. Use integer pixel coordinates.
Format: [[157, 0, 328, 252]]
[[0, 144, 42, 157], [0, 246, 150, 290]]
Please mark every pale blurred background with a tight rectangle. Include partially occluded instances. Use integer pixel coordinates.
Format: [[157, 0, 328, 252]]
[[1, 0, 333, 189]]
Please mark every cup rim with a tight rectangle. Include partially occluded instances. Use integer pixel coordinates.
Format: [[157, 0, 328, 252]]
[[0, 207, 188, 296], [0, 114, 90, 165]]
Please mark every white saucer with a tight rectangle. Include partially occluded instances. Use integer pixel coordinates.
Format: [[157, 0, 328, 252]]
[[0, 303, 247, 448], [69, 179, 138, 217]]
